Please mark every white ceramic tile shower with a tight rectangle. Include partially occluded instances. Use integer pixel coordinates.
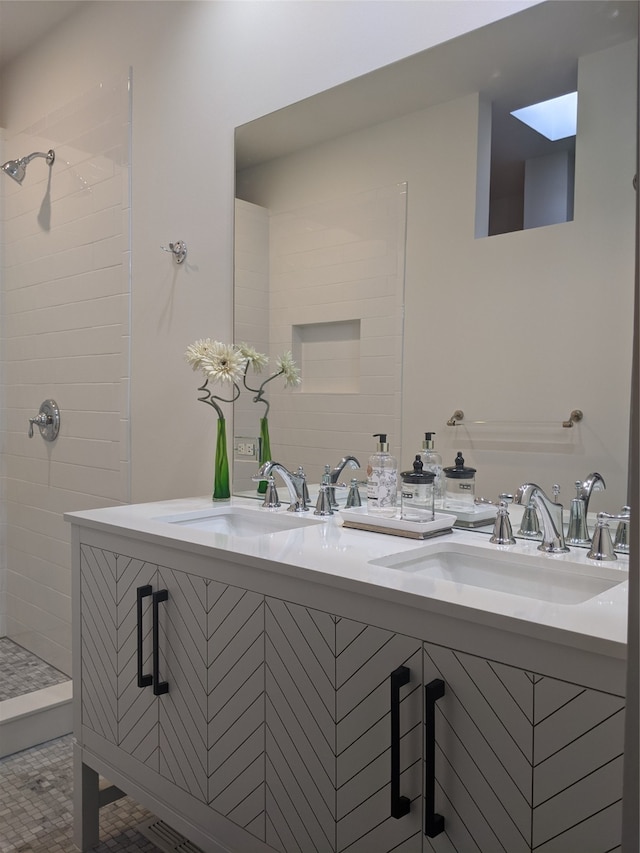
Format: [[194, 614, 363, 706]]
[[2, 73, 131, 675]]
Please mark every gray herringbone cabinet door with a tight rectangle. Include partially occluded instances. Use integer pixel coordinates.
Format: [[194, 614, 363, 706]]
[[424, 643, 534, 853], [207, 583, 266, 840], [157, 567, 209, 802], [115, 555, 160, 772], [265, 598, 423, 853], [336, 622, 422, 853], [80, 544, 120, 744], [532, 675, 624, 852], [265, 597, 336, 853]]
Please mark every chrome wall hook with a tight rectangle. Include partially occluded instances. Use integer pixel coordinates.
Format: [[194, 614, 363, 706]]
[[161, 240, 187, 264]]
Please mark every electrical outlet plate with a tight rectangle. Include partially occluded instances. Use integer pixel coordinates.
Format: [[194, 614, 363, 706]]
[[234, 436, 259, 461]]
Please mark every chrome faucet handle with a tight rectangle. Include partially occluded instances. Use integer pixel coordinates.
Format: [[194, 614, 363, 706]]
[[345, 478, 362, 508], [314, 484, 334, 516], [297, 466, 311, 506], [614, 506, 631, 553], [587, 512, 624, 561], [552, 484, 561, 502], [261, 476, 281, 509], [490, 501, 515, 545]]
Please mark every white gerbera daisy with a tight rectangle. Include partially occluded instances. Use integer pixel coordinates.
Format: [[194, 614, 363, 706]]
[[276, 351, 302, 388], [185, 338, 216, 372], [200, 341, 248, 385], [238, 343, 269, 373]]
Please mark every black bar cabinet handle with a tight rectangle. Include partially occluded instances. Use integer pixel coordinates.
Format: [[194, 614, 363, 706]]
[[425, 678, 445, 837], [152, 589, 169, 696], [390, 665, 411, 819], [136, 584, 153, 688]]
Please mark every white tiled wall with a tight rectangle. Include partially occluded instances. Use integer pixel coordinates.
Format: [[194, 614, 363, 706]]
[[0, 74, 131, 674], [234, 185, 405, 492], [0, 131, 5, 638], [234, 200, 270, 493]]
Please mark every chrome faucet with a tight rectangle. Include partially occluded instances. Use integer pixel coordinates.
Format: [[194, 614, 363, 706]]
[[578, 472, 606, 513], [328, 455, 361, 507], [253, 462, 309, 512], [567, 472, 606, 544], [330, 455, 361, 483], [514, 483, 569, 553]]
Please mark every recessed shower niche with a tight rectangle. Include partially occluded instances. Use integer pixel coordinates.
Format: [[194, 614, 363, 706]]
[[292, 319, 360, 394]]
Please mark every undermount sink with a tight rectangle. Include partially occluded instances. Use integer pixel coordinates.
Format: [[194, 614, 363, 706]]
[[154, 506, 323, 538], [369, 541, 627, 604]]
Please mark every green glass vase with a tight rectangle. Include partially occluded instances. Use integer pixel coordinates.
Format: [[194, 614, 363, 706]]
[[257, 416, 272, 495], [213, 417, 230, 501]]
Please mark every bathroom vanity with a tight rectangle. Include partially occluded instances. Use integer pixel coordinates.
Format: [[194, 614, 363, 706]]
[[67, 497, 628, 853]]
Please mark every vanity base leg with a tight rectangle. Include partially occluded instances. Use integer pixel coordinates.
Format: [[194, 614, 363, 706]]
[[73, 742, 100, 852]]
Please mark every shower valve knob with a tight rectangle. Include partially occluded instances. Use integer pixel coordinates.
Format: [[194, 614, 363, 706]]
[[28, 400, 60, 441]]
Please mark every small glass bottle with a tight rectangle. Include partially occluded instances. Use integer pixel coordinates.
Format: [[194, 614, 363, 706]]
[[401, 456, 435, 522], [443, 451, 476, 510]]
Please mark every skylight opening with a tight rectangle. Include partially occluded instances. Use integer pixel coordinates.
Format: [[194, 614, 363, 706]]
[[511, 92, 578, 141]]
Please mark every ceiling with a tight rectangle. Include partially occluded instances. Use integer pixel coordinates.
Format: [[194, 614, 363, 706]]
[[0, 1, 81, 73], [236, 1, 638, 171]]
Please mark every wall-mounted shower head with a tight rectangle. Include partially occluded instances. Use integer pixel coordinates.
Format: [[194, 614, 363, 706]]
[[1, 149, 55, 184]]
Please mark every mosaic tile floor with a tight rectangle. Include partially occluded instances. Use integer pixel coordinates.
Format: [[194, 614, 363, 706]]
[[0, 639, 69, 702], [0, 735, 163, 853]]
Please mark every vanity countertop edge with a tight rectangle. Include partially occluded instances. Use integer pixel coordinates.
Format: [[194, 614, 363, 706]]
[[65, 496, 629, 669]]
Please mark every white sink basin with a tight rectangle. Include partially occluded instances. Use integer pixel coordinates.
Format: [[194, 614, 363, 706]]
[[369, 541, 627, 604], [154, 506, 323, 538]]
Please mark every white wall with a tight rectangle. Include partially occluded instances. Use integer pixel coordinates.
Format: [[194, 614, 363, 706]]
[[0, 0, 539, 667]]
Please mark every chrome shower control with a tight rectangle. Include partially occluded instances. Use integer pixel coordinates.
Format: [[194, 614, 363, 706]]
[[28, 399, 60, 441]]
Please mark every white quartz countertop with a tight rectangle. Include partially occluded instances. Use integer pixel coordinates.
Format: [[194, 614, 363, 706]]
[[65, 496, 629, 659]]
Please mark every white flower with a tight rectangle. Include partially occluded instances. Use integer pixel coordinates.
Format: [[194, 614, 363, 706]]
[[238, 343, 268, 373], [186, 339, 247, 385], [276, 351, 301, 388], [185, 338, 216, 372]]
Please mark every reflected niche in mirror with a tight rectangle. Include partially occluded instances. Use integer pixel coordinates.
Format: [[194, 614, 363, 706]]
[[234, 1, 637, 513], [233, 183, 407, 496]]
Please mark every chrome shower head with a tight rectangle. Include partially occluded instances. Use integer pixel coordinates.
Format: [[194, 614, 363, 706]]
[[1, 149, 55, 184]]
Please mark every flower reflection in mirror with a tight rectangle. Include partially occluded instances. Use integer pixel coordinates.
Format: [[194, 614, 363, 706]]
[[239, 345, 302, 494]]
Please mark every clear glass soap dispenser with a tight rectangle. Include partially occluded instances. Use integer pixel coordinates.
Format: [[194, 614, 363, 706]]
[[420, 431, 444, 509], [366, 433, 398, 517]]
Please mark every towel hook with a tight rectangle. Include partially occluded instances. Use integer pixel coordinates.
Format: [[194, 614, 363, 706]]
[[161, 240, 187, 264]]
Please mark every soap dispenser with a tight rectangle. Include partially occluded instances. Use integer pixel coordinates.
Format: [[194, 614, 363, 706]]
[[367, 433, 398, 517], [420, 432, 444, 509]]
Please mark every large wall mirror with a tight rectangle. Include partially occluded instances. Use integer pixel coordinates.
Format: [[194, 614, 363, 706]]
[[233, 0, 638, 519]]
